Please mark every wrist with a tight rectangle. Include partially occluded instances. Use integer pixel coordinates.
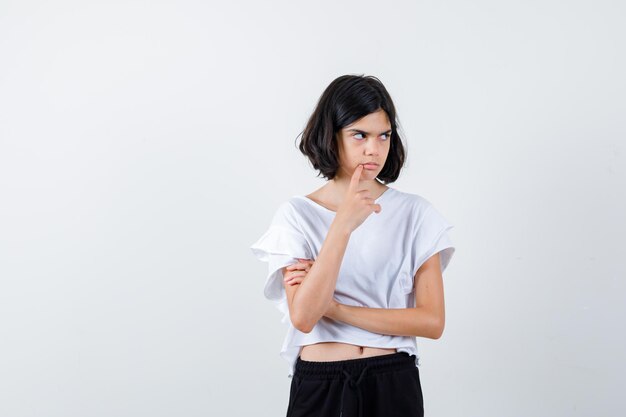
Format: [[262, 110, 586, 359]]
[[329, 220, 352, 238], [328, 300, 342, 320]]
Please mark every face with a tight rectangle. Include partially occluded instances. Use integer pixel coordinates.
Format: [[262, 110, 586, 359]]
[[336, 108, 392, 181]]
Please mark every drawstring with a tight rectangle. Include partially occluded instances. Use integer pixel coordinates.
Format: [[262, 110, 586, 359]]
[[339, 364, 370, 417]]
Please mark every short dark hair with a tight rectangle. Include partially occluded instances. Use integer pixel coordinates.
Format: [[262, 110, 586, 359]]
[[296, 74, 406, 183]]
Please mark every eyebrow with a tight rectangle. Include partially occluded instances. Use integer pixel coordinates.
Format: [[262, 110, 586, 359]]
[[346, 128, 392, 135]]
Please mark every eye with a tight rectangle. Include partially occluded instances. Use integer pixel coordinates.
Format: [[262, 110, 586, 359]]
[[381, 133, 391, 140], [354, 133, 365, 140]]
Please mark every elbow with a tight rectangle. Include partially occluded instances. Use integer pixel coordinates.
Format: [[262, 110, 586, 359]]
[[431, 317, 445, 339], [416, 307, 445, 339], [292, 319, 313, 334], [291, 312, 316, 334], [296, 324, 314, 334], [289, 295, 328, 333]]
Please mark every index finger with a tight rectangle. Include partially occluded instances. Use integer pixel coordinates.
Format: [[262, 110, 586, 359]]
[[349, 164, 364, 192]]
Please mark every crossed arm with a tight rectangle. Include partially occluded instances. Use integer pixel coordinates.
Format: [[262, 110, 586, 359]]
[[286, 252, 446, 340]]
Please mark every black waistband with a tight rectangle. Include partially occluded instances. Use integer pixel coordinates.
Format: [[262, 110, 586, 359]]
[[294, 351, 415, 379]]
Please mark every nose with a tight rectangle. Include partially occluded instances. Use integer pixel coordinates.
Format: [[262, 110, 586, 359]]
[[365, 138, 382, 156]]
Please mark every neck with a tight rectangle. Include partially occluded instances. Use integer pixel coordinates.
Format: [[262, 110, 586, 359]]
[[329, 174, 386, 197]]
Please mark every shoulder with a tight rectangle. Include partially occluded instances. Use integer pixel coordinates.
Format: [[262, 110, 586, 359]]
[[268, 197, 313, 229], [387, 187, 434, 215], [387, 188, 452, 236]]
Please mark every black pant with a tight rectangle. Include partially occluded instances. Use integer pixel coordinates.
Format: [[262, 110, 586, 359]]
[[286, 351, 423, 417]]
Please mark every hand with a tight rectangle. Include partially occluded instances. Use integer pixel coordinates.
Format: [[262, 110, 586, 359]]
[[283, 258, 314, 286], [334, 164, 382, 233]]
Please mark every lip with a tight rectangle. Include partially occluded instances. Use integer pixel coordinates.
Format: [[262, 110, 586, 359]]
[[362, 163, 379, 170]]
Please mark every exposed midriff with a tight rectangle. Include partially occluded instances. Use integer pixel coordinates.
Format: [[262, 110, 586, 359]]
[[299, 342, 397, 361]]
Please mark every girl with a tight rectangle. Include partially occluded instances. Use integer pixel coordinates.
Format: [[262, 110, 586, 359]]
[[250, 74, 455, 417]]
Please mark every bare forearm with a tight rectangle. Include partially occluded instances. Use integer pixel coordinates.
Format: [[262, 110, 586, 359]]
[[326, 304, 444, 339], [292, 221, 351, 332]]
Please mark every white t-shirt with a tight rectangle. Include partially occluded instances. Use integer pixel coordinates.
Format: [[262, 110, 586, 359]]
[[249, 186, 455, 378]]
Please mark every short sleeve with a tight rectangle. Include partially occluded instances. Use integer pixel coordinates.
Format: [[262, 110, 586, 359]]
[[249, 202, 314, 309], [409, 203, 456, 282]]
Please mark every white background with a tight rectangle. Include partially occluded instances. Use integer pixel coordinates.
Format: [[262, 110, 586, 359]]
[[1, 1, 624, 416]]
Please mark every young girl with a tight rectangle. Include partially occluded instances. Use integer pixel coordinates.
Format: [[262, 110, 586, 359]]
[[250, 74, 455, 417]]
